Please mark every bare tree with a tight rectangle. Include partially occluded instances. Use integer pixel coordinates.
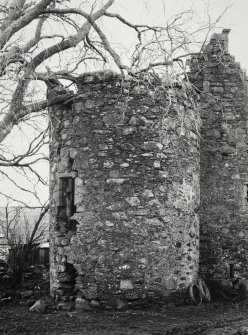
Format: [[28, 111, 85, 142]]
[[0, 204, 49, 284], [0, 0, 230, 202]]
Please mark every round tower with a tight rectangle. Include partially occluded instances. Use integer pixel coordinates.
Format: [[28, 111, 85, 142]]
[[49, 71, 200, 309]]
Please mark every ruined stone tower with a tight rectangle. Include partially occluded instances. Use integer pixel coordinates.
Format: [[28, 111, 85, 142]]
[[191, 30, 248, 286], [49, 30, 248, 309], [49, 72, 200, 309]]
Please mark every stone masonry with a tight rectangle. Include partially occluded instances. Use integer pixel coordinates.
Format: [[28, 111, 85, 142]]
[[49, 29, 248, 309], [49, 72, 200, 309], [190, 30, 248, 287]]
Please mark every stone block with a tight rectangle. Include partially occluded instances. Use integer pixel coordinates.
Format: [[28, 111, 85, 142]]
[[120, 279, 134, 290], [125, 196, 140, 206], [75, 298, 92, 311]]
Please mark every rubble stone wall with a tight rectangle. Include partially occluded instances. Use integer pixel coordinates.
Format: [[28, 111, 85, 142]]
[[49, 72, 200, 309], [191, 30, 248, 286]]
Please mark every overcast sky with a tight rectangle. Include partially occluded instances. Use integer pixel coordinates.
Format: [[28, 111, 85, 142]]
[[112, 0, 248, 71], [1, 0, 248, 207]]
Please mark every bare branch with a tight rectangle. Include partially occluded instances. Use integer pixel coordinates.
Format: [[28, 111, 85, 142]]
[[0, 0, 54, 49], [0, 91, 75, 143], [28, 204, 49, 247]]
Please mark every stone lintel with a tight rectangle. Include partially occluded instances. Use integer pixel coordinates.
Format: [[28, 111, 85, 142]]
[[58, 172, 78, 179]]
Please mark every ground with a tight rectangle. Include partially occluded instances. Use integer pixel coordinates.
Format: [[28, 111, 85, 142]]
[[1, 268, 248, 334], [1, 302, 248, 334]]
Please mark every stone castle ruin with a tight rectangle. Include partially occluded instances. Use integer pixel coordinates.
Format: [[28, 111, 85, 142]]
[[49, 30, 248, 310]]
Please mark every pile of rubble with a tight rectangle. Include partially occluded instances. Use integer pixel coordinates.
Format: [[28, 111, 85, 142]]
[[0, 264, 50, 307]]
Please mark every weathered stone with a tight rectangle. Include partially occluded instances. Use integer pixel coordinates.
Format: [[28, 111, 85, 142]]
[[61, 133, 67, 140], [122, 126, 137, 135], [85, 100, 95, 109], [203, 81, 210, 92], [120, 162, 129, 168], [75, 298, 92, 311], [128, 116, 139, 126], [142, 141, 163, 151], [50, 69, 200, 309], [112, 212, 127, 220], [125, 196, 140, 206], [29, 300, 46, 313], [55, 237, 64, 246], [90, 299, 100, 308], [29, 297, 54, 313], [106, 178, 126, 184], [69, 148, 78, 159], [153, 160, 161, 168], [142, 189, 154, 198], [190, 29, 248, 288], [120, 279, 134, 290], [103, 161, 114, 168], [61, 238, 70, 246], [57, 302, 75, 311]]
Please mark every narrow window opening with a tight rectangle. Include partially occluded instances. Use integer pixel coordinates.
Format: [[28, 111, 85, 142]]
[[58, 177, 75, 219], [229, 263, 235, 279]]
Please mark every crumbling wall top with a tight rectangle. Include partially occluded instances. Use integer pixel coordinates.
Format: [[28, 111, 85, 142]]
[[204, 28, 231, 53], [77, 69, 120, 84]]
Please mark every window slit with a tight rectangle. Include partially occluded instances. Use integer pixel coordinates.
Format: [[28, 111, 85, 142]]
[[58, 177, 75, 219], [229, 264, 235, 279]]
